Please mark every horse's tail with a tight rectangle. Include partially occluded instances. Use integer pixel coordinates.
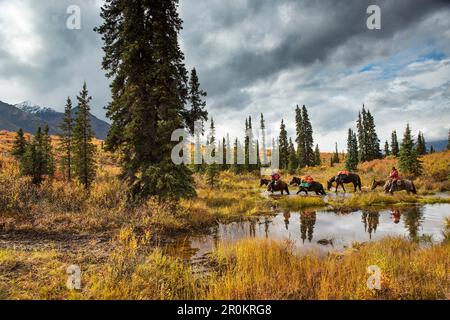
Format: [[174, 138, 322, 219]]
[[357, 175, 362, 191], [285, 184, 290, 195]]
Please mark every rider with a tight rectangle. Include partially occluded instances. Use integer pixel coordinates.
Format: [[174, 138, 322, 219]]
[[388, 167, 400, 193], [302, 175, 314, 187], [270, 172, 281, 191]]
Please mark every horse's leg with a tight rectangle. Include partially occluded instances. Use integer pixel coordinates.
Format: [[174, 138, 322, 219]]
[[353, 182, 357, 193], [342, 183, 346, 193]]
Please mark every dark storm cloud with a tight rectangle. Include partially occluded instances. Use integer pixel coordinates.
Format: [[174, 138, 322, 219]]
[[0, 0, 449, 149], [181, 0, 448, 101]]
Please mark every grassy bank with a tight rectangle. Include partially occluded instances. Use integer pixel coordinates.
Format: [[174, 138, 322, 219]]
[[1, 234, 449, 300]]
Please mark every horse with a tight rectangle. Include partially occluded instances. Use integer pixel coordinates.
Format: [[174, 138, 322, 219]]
[[260, 179, 290, 195], [383, 179, 417, 195], [327, 173, 362, 193], [290, 177, 326, 195], [371, 179, 386, 190]]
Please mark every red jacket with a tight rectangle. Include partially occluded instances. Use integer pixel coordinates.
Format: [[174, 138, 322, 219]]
[[389, 170, 399, 180], [272, 173, 280, 181]]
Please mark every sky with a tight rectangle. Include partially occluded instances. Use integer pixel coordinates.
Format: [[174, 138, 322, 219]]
[[0, 0, 449, 151]]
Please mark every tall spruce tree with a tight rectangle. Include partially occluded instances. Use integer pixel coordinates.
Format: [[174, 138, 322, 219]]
[[295, 105, 305, 168], [333, 143, 340, 164], [345, 129, 359, 171], [260, 113, 267, 166], [11, 128, 27, 160], [314, 144, 321, 166], [279, 120, 289, 170], [302, 105, 314, 166], [73, 82, 97, 190], [357, 106, 381, 161], [391, 130, 399, 157], [287, 138, 298, 173], [58, 97, 74, 181], [357, 109, 367, 162], [43, 125, 55, 176], [365, 110, 382, 160], [384, 140, 390, 157], [398, 124, 422, 176], [184, 68, 208, 135], [96, 0, 195, 200], [416, 132, 427, 155], [206, 118, 219, 187], [429, 145, 435, 154]]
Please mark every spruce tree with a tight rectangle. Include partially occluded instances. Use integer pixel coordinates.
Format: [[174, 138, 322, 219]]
[[184, 68, 208, 135], [314, 144, 321, 166], [345, 129, 358, 171], [11, 128, 27, 160], [365, 110, 382, 160], [222, 137, 227, 171], [96, 0, 195, 200], [302, 105, 314, 166], [278, 120, 289, 170], [333, 143, 340, 164], [21, 127, 54, 185], [287, 138, 298, 173], [357, 109, 367, 162], [447, 130, 450, 151], [384, 140, 390, 157], [206, 118, 219, 187], [429, 145, 435, 154], [260, 113, 267, 165], [73, 82, 97, 190], [398, 124, 422, 176], [58, 97, 74, 181], [43, 125, 55, 176], [391, 130, 399, 157], [295, 105, 305, 168], [416, 132, 427, 155]]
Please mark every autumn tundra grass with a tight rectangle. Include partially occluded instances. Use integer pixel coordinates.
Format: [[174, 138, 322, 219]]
[[1, 232, 449, 300]]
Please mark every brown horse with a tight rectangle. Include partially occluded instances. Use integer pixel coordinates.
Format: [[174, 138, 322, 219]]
[[290, 177, 326, 195], [327, 173, 362, 193], [260, 179, 290, 195], [371, 179, 417, 195]]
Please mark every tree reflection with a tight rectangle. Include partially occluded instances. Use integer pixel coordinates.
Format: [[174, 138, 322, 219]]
[[402, 206, 424, 240], [300, 211, 316, 243], [362, 211, 379, 239]]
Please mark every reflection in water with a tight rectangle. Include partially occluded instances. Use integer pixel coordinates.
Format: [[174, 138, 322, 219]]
[[283, 212, 291, 230], [300, 211, 316, 243], [166, 204, 450, 261], [403, 206, 425, 240], [361, 211, 380, 239]]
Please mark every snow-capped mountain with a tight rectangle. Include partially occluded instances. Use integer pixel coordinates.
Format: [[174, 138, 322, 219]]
[[0, 99, 110, 139], [14, 101, 57, 115]]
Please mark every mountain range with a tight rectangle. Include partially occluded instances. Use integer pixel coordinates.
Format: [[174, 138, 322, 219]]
[[0, 100, 110, 139]]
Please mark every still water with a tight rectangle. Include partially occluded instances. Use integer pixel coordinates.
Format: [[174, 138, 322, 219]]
[[166, 204, 450, 261]]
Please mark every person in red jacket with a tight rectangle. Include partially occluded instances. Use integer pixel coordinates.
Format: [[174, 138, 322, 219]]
[[270, 172, 281, 191], [388, 167, 400, 193]]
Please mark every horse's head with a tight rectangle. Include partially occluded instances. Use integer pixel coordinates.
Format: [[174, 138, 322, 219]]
[[327, 178, 334, 191], [290, 177, 300, 186], [371, 179, 378, 190]]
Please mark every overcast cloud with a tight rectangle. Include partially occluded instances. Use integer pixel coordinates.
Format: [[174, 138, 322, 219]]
[[0, 0, 449, 150]]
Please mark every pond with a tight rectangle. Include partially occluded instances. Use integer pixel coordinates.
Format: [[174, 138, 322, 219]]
[[164, 204, 450, 262]]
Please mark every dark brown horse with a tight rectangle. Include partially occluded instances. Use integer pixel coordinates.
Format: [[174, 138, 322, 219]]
[[327, 173, 362, 193], [290, 177, 326, 195], [260, 179, 290, 195], [372, 179, 417, 195]]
